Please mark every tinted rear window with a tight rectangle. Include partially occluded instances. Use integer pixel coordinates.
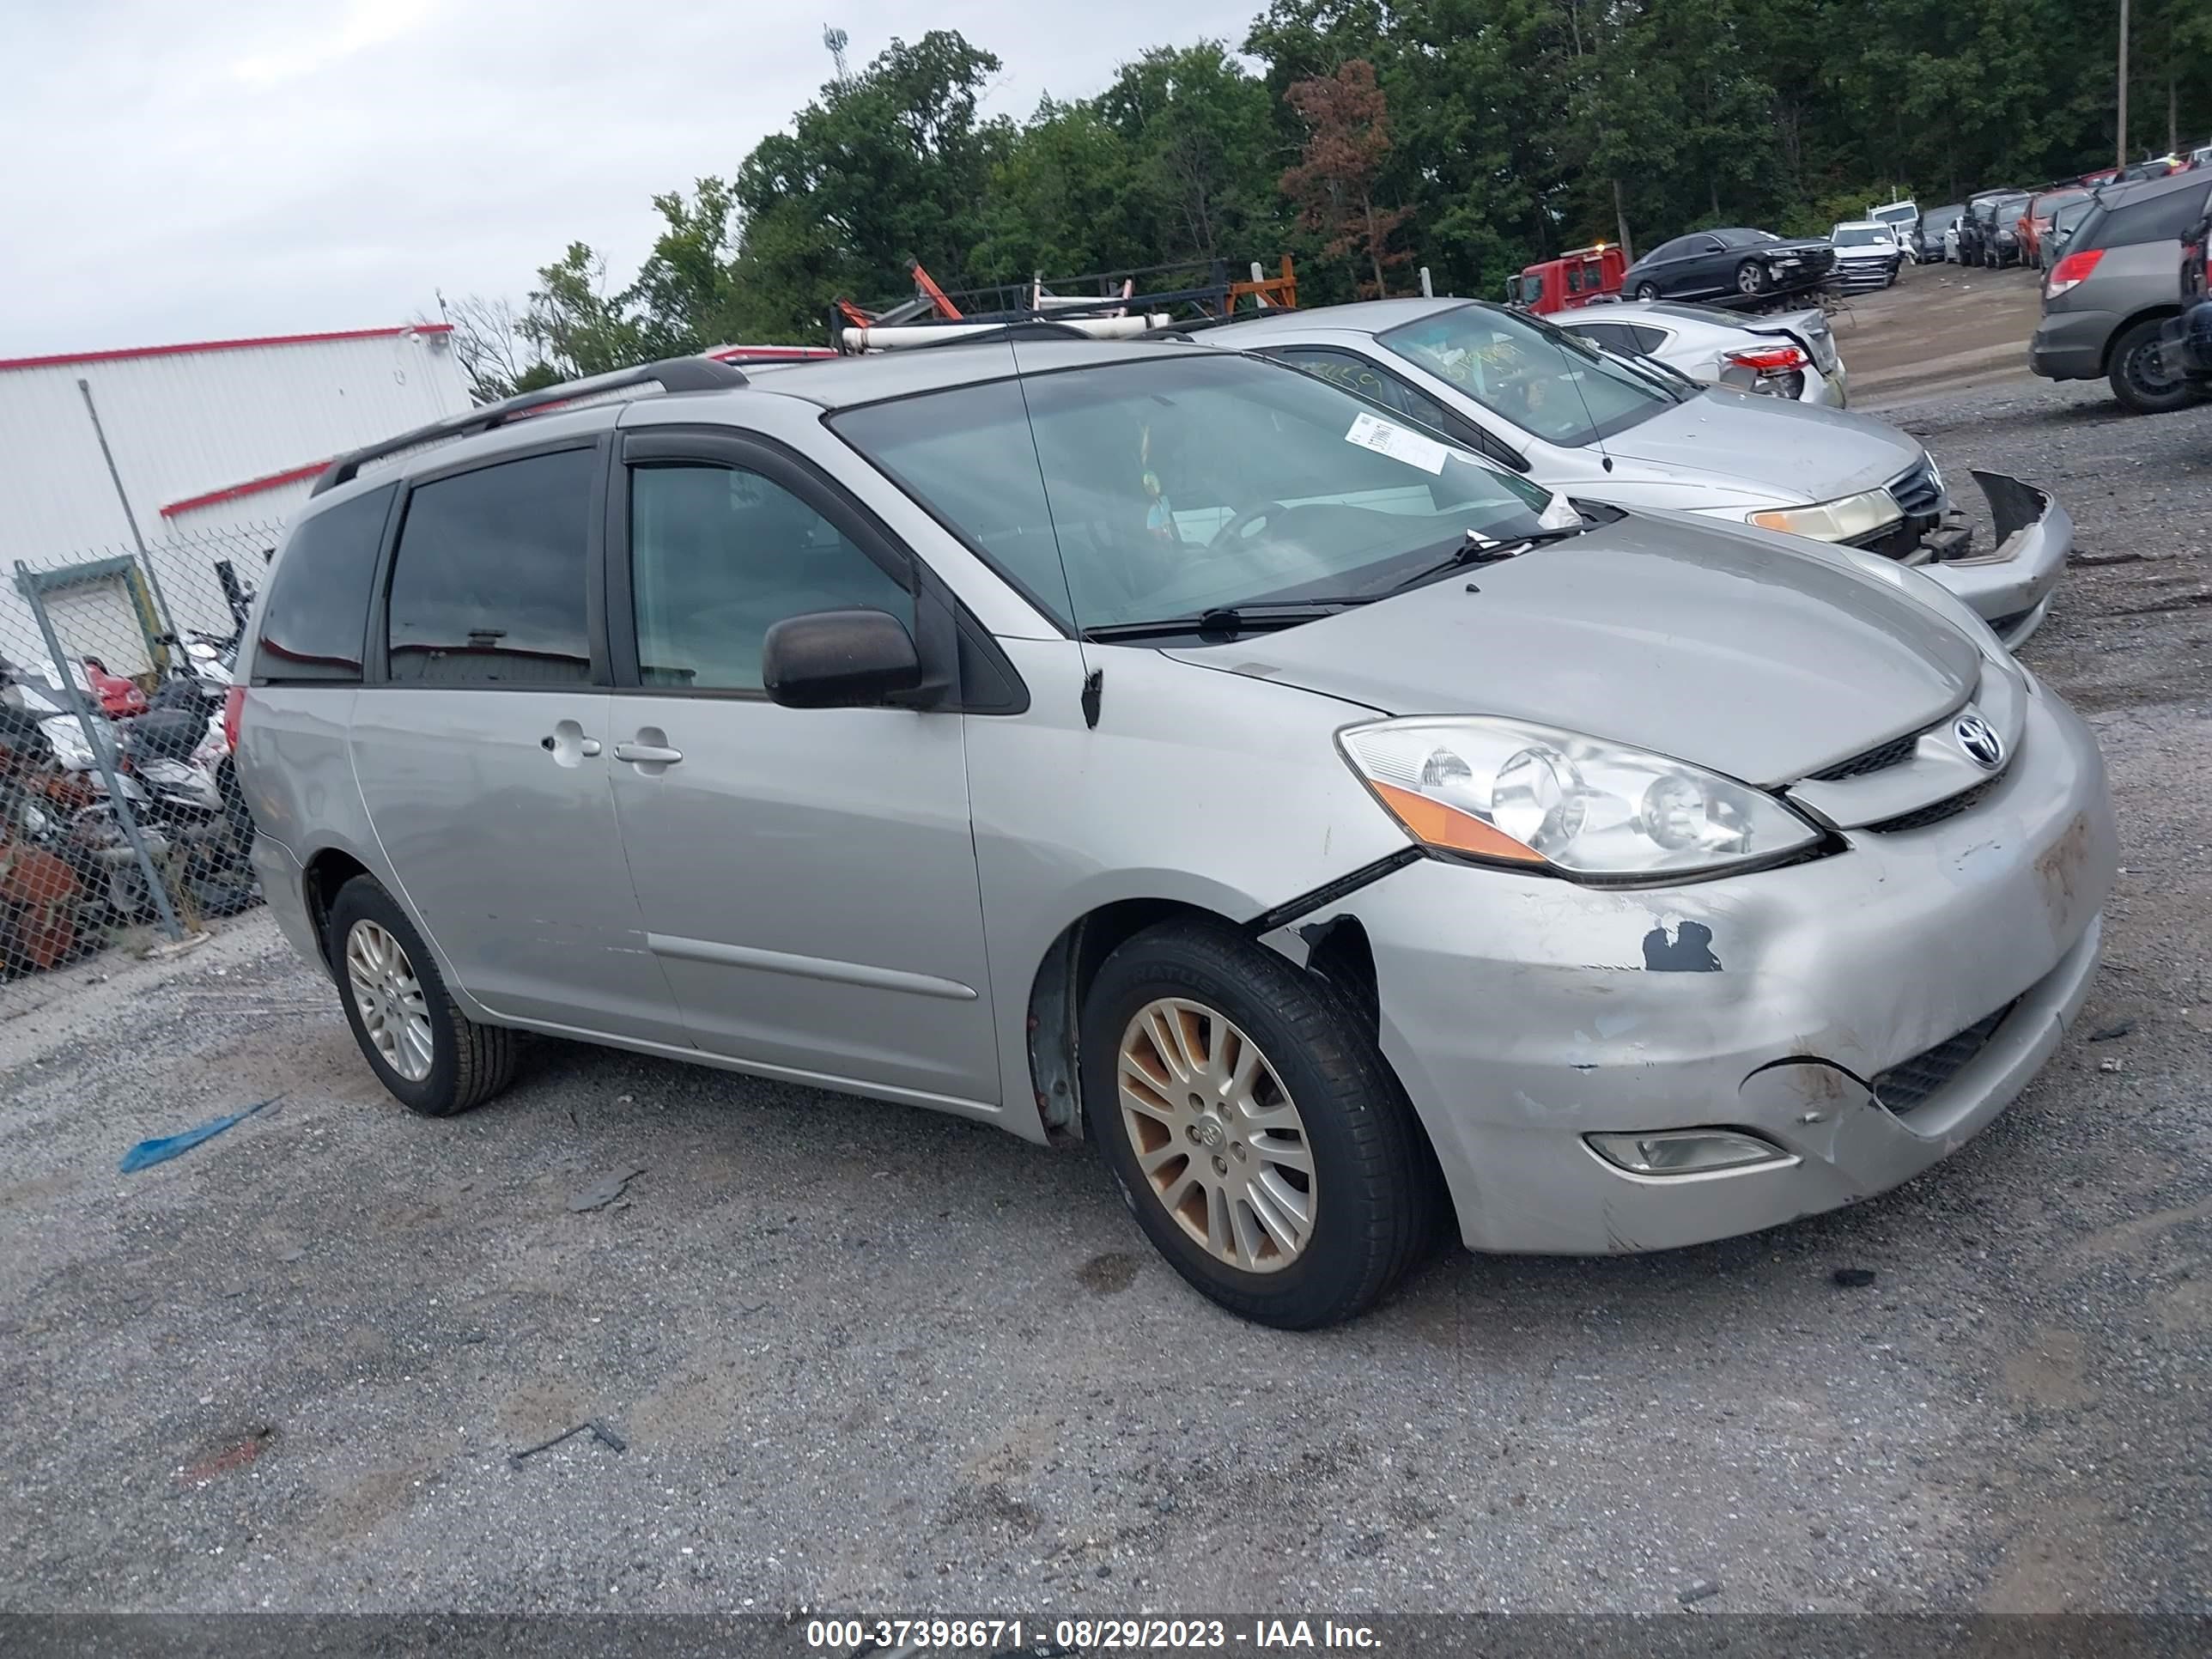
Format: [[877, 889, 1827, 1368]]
[[255, 483, 394, 683], [2080, 181, 2212, 251], [385, 448, 595, 685]]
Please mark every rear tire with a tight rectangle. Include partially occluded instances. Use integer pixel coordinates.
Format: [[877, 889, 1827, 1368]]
[[1079, 918, 1439, 1329], [1634, 282, 1659, 301], [2107, 318, 2203, 416], [327, 876, 516, 1117]]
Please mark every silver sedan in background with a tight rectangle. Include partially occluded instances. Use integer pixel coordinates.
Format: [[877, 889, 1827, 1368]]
[[1558, 300, 1848, 407]]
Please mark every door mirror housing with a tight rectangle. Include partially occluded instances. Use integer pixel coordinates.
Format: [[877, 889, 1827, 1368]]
[[761, 608, 924, 709]]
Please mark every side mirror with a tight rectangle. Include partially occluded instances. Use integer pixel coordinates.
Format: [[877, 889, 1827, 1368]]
[[763, 608, 923, 709]]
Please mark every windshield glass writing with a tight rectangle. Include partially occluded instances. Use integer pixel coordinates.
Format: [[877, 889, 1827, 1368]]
[[1379, 302, 1674, 447]]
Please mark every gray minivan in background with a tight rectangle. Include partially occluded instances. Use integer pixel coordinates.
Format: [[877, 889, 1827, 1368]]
[[2031, 168, 2212, 413], [238, 343, 2115, 1329]]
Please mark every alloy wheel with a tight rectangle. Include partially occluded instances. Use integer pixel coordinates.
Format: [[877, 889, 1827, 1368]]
[[346, 919, 435, 1083], [1737, 264, 1766, 294], [1115, 997, 1316, 1273]]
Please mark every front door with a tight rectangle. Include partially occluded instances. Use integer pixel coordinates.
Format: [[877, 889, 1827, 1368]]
[[348, 441, 686, 1045], [600, 430, 1000, 1108]]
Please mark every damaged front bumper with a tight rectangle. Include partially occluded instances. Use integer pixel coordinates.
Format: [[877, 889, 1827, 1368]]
[[1267, 684, 2116, 1255], [1861, 470, 2071, 648]]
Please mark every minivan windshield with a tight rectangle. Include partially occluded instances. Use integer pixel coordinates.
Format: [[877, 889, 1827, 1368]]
[[832, 353, 1557, 635], [1378, 301, 1680, 447]]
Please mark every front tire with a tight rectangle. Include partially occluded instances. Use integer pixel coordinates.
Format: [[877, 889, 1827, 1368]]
[[328, 876, 516, 1116], [1079, 919, 1438, 1329], [1735, 260, 1769, 295], [2108, 317, 2203, 415]]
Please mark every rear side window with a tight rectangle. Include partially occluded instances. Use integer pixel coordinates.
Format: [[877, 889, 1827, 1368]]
[[2081, 184, 2212, 252], [385, 449, 595, 685], [255, 483, 394, 683]]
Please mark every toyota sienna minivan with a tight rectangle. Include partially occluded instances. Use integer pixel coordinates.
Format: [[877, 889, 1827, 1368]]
[[240, 342, 2116, 1328]]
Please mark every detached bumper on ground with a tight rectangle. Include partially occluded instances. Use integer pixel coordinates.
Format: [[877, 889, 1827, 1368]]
[[1274, 686, 2116, 1255]]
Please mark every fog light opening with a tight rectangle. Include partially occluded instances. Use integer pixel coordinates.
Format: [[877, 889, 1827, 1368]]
[[1585, 1127, 1794, 1176]]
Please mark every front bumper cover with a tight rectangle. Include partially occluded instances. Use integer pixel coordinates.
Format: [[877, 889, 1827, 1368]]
[[1267, 685, 2115, 1255], [1853, 471, 2071, 648]]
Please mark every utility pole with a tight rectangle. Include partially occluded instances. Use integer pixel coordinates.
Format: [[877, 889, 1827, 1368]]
[[2117, 0, 2130, 170]]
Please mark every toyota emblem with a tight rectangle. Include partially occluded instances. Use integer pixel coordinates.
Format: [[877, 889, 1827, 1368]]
[[1955, 713, 2004, 769]]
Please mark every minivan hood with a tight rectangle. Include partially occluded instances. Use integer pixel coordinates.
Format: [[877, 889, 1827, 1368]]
[[1164, 511, 1982, 786], [1601, 391, 1922, 501]]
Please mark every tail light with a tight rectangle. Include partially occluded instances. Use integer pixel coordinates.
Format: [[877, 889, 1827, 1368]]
[[1724, 345, 1809, 374], [222, 684, 245, 753], [2046, 248, 2104, 298]]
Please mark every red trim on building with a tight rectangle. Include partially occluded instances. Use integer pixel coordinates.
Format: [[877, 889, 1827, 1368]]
[[0, 323, 453, 374], [160, 459, 331, 518]]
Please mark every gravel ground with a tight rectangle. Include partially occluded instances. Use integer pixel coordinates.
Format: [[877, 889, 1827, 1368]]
[[1, 380, 2207, 1621]]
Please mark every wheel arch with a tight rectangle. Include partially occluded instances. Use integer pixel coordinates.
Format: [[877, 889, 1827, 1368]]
[[2101, 303, 2185, 374], [301, 846, 374, 973], [1022, 894, 1410, 1167]]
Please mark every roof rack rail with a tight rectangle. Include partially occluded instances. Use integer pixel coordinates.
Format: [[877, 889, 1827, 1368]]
[[312, 356, 750, 496]]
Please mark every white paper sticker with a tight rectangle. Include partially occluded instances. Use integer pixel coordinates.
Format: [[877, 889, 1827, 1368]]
[[1537, 491, 1582, 529], [1344, 410, 1449, 476]]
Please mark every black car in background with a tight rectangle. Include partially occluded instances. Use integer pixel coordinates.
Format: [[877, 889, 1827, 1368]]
[[1917, 204, 1964, 261], [1620, 227, 1835, 301], [1957, 189, 2017, 266], [1983, 191, 2034, 267]]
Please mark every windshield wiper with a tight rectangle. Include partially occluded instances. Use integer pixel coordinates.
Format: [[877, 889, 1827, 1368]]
[[1386, 523, 1590, 594], [1080, 599, 1377, 643]]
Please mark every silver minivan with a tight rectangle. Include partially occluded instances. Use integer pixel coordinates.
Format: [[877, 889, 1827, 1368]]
[[241, 342, 2115, 1328]]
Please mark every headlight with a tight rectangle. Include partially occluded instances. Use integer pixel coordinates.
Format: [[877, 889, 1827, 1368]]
[[1338, 716, 1820, 880], [1747, 489, 1903, 542]]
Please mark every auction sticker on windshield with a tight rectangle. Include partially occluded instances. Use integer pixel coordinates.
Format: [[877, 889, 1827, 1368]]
[[1345, 410, 1449, 475]]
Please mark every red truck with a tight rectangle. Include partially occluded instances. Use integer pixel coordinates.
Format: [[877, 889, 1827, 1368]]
[[1506, 243, 1627, 314]]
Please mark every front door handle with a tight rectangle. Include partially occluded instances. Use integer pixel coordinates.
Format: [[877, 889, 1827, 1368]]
[[539, 721, 600, 766], [613, 740, 684, 766]]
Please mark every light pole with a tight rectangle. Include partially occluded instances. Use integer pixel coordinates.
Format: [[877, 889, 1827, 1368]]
[[2118, 0, 2130, 170]]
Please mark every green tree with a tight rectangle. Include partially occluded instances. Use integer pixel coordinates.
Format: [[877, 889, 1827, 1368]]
[[517, 244, 642, 379], [1097, 43, 1283, 265]]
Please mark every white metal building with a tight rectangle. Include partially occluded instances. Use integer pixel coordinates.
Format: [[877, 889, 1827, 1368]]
[[0, 324, 471, 672]]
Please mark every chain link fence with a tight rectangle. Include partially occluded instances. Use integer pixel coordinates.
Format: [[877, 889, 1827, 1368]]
[[0, 522, 278, 978]]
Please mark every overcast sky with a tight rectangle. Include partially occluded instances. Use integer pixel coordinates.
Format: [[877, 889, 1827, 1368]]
[[0, 0, 1262, 357]]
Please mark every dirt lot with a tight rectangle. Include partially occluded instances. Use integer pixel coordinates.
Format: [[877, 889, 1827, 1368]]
[[2, 376, 2208, 1621], [1834, 260, 2046, 409]]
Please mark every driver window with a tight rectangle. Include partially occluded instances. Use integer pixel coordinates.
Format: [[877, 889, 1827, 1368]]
[[629, 464, 911, 691]]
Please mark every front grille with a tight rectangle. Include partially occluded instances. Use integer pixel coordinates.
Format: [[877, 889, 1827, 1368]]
[[1888, 459, 1945, 519], [1874, 1000, 2021, 1115], [1808, 732, 1918, 782], [1864, 778, 1996, 833]]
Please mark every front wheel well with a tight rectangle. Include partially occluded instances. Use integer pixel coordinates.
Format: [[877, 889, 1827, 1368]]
[[1024, 899, 1389, 1142]]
